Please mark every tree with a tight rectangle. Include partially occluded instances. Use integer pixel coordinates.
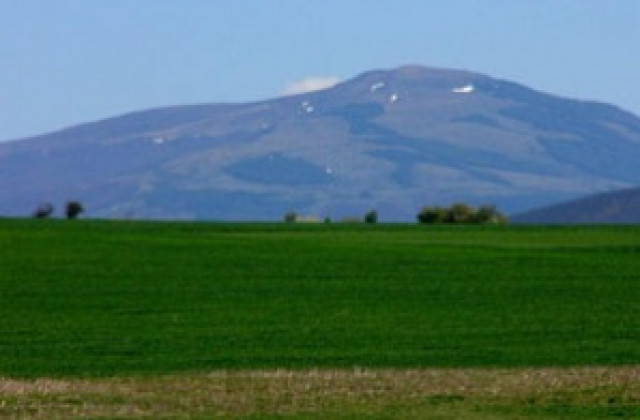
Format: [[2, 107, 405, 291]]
[[475, 205, 508, 224], [364, 209, 378, 224], [417, 203, 507, 225], [284, 211, 297, 223], [65, 201, 84, 219], [447, 202, 475, 224], [33, 202, 54, 219], [417, 206, 447, 224]]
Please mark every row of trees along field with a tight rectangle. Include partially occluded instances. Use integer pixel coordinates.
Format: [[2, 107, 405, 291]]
[[33, 201, 84, 219], [285, 204, 507, 224], [417, 203, 507, 224]]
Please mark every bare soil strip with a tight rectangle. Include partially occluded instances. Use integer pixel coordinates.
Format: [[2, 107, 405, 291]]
[[1, 367, 638, 419]]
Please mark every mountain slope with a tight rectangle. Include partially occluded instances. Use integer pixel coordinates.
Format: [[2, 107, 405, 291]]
[[2, 65, 640, 221], [512, 187, 640, 224]]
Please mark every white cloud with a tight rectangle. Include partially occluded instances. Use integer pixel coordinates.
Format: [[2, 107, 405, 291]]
[[282, 76, 341, 95]]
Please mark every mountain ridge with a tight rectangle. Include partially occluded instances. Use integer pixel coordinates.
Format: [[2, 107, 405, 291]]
[[2, 65, 640, 221], [512, 186, 640, 224]]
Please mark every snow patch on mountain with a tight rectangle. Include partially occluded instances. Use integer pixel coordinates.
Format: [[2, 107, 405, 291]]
[[452, 84, 475, 94], [370, 82, 386, 92], [301, 101, 315, 113]]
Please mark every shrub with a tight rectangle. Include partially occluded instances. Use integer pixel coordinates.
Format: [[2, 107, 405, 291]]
[[33, 202, 54, 219], [416, 206, 448, 224], [65, 201, 84, 219], [475, 204, 508, 224], [364, 210, 378, 224], [284, 211, 298, 223], [447, 202, 476, 223]]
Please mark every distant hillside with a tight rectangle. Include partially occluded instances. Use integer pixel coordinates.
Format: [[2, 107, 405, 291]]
[[2, 64, 640, 221], [512, 187, 640, 224]]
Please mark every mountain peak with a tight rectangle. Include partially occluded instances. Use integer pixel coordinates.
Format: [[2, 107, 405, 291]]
[[1, 65, 640, 221], [394, 63, 473, 75], [354, 64, 481, 83]]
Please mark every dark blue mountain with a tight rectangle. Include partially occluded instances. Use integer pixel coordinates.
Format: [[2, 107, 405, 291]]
[[2, 65, 640, 221], [512, 187, 640, 224]]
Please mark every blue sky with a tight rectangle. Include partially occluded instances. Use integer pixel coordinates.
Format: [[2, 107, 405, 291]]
[[1, 0, 639, 141]]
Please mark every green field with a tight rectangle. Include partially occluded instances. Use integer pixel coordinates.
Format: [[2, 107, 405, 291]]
[[1, 220, 639, 418]]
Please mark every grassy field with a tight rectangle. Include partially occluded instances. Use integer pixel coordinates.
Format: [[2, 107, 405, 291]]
[[1, 219, 639, 418]]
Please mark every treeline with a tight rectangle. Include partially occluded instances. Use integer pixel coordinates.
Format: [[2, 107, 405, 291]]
[[284, 204, 507, 224], [417, 203, 507, 224]]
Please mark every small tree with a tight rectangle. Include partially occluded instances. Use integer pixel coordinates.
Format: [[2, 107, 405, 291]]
[[364, 209, 378, 224], [447, 202, 475, 224], [33, 202, 54, 219], [475, 204, 508, 224], [417, 206, 447, 224], [65, 201, 84, 219], [284, 211, 297, 223]]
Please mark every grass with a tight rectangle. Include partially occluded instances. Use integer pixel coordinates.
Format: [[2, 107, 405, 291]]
[[0, 219, 639, 418], [1, 220, 639, 377]]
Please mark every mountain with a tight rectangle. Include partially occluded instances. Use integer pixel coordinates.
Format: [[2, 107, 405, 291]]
[[512, 187, 640, 224], [2, 65, 640, 221]]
